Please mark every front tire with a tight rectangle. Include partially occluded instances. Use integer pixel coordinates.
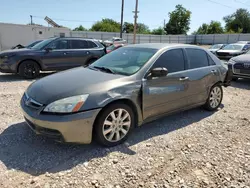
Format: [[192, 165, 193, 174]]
[[204, 84, 223, 111], [232, 77, 238, 81], [94, 103, 135, 147], [18, 60, 40, 79]]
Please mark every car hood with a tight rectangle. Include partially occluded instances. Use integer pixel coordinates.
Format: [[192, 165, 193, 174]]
[[0, 48, 35, 55], [231, 54, 250, 63], [26, 67, 127, 104], [208, 49, 218, 52], [217, 49, 242, 53], [104, 40, 113, 43]]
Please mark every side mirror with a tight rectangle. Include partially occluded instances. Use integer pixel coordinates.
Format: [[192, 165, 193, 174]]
[[148, 67, 168, 78], [45, 48, 52, 52]]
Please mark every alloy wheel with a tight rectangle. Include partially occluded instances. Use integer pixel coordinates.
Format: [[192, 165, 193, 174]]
[[102, 108, 131, 142], [209, 86, 222, 108]]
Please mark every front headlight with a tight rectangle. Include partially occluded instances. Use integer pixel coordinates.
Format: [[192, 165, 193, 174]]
[[43, 94, 89, 113], [0, 54, 16, 60]]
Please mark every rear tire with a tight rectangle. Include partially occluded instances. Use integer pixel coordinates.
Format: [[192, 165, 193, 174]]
[[204, 84, 223, 111], [18, 60, 40, 79], [94, 103, 135, 147]]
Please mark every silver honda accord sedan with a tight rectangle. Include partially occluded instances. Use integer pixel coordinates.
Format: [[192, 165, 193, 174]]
[[21, 43, 232, 146]]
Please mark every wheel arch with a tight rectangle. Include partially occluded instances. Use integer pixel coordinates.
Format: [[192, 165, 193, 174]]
[[92, 98, 141, 136], [17, 59, 42, 73]]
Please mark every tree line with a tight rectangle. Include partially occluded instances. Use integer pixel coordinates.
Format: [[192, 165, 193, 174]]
[[73, 5, 250, 35]]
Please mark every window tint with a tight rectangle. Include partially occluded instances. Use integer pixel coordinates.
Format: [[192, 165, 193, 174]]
[[87, 41, 98, 48], [71, 40, 88, 49], [152, 49, 185, 73], [47, 40, 69, 50], [243, 45, 250, 51], [186, 49, 209, 69]]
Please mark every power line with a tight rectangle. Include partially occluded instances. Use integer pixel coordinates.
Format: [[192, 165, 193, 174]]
[[204, 0, 233, 8], [234, 0, 250, 7], [32, 15, 99, 23]]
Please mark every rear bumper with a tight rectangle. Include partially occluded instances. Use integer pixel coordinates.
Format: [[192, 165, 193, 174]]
[[21, 97, 101, 144]]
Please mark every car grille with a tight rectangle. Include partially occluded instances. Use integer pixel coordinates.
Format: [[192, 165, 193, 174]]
[[217, 52, 230, 56], [23, 93, 44, 110], [233, 63, 250, 75]]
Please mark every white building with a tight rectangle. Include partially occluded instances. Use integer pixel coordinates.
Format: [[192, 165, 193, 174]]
[[0, 22, 71, 50]]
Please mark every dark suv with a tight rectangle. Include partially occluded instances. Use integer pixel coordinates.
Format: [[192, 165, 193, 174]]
[[0, 37, 106, 78]]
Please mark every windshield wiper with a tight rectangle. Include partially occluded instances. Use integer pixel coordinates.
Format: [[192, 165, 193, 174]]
[[93, 66, 116, 74]]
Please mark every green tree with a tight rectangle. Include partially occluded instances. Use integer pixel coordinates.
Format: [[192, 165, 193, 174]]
[[223, 8, 250, 33], [123, 22, 150, 34], [137, 23, 151, 34], [73, 25, 87, 31], [194, 21, 224, 34], [151, 27, 165, 35], [207, 21, 224, 34], [164, 4, 191, 34], [195, 23, 209, 34], [90, 19, 120, 32], [123, 22, 134, 33]]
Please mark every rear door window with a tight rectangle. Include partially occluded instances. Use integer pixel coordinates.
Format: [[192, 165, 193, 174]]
[[152, 49, 185, 73], [71, 40, 88, 49], [186, 48, 209, 69], [87, 41, 98, 48]]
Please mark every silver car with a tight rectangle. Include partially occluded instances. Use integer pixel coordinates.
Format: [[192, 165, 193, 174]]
[[21, 44, 232, 146], [216, 43, 250, 60], [103, 37, 126, 46]]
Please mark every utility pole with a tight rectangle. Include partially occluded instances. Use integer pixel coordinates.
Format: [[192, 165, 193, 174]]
[[163, 19, 166, 28], [30, 15, 33, 25], [133, 0, 139, 44], [120, 0, 124, 38]]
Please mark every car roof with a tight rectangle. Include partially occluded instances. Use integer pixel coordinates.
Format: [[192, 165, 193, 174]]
[[236, 41, 250, 44], [229, 43, 246, 46], [124, 43, 203, 50]]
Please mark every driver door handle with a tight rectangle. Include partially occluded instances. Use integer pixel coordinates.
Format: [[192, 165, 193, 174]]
[[63, 52, 68, 55], [179, 77, 189, 81]]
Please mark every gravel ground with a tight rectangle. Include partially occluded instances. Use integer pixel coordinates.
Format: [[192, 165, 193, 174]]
[[0, 72, 249, 188]]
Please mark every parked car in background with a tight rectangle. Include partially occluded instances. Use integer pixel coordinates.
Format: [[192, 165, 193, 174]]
[[236, 41, 250, 44], [228, 50, 250, 81], [103, 37, 126, 46], [216, 43, 250, 60], [21, 43, 232, 146], [11, 40, 43, 49], [208, 44, 227, 54], [0, 37, 106, 78], [106, 43, 125, 53]]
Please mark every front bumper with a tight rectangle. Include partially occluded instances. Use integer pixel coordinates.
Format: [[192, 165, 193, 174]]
[[0, 59, 17, 73], [21, 97, 101, 144]]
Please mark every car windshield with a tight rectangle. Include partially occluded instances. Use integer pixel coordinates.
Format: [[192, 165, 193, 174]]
[[210, 44, 222, 49], [89, 47, 157, 76], [26, 40, 42, 48], [31, 38, 55, 50], [107, 45, 116, 51], [222, 44, 243, 50]]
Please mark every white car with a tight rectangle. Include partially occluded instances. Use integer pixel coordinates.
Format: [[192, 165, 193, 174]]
[[103, 37, 126, 46]]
